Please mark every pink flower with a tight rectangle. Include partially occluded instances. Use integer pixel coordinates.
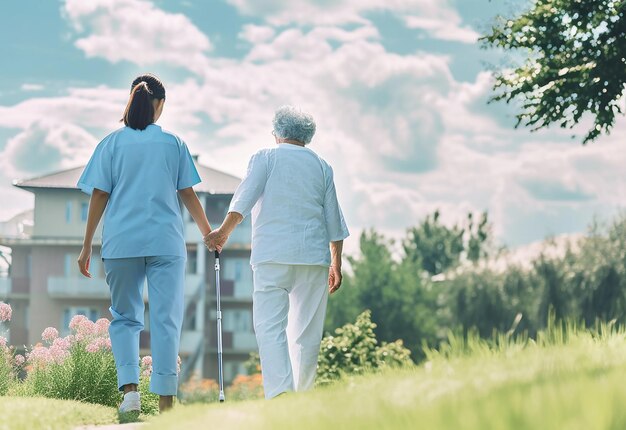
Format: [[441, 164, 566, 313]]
[[42, 327, 59, 343], [142, 368, 152, 378], [94, 318, 110, 336], [0, 302, 11, 322], [52, 336, 71, 351], [27, 345, 50, 367], [69, 314, 88, 331], [14, 354, 25, 366], [49, 345, 69, 364], [0, 336, 6, 348], [141, 355, 152, 368], [104, 338, 112, 350], [85, 342, 100, 353], [77, 319, 95, 336]]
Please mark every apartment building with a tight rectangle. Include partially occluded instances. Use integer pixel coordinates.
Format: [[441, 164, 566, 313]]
[[0, 160, 256, 384]]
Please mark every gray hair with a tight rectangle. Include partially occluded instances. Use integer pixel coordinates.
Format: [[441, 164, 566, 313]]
[[272, 106, 316, 144]]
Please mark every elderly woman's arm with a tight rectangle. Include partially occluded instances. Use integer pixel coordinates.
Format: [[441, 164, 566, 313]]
[[205, 151, 267, 251], [329, 240, 344, 294], [205, 211, 242, 251]]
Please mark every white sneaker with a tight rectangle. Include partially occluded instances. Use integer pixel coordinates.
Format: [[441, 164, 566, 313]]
[[119, 391, 141, 413]]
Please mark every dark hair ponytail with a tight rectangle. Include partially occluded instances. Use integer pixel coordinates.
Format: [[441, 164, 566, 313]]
[[122, 73, 166, 131]]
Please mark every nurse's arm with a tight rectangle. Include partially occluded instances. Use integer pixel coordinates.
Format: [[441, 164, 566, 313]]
[[178, 187, 212, 237], [78, 188, 109, 278]]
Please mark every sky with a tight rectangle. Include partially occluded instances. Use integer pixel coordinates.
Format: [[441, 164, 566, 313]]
[[0, 0, 625, 252]]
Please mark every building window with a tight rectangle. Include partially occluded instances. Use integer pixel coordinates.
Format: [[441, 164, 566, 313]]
[[65, 201, 72, 223], [186, 249, 197, 274], [62, 307, 99, 334], [223, 309, 253, 333], [81, 202, 89, 222]]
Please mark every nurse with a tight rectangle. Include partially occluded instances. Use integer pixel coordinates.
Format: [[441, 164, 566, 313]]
[[77, 74, 213, 414]]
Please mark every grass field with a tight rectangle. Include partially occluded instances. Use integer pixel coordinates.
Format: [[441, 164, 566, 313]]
[[0, 396, 118, 430], [148, 322, 626, 430]]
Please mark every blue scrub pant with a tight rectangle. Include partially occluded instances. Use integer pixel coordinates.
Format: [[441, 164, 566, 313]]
[[103, 256, 186, 396]]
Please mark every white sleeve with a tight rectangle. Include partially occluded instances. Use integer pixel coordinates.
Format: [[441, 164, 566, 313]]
[[228, 151, 268, 218], [323, 165, 350, 242]]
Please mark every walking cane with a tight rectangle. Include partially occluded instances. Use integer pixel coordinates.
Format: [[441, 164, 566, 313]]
[[214, 250, 226, 403]]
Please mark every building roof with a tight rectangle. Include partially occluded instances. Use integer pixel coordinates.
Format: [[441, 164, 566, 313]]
[[13, 162, 241, 195]]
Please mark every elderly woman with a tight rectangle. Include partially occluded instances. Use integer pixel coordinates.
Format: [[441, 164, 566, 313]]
[[206, 106, 349, 399]]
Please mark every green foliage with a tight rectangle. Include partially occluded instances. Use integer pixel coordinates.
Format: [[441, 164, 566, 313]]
[[482, 0, 626, 143], [327, 210, 492, 360], [404, 210, 465, 275], [0, 348, 14, 395], [327, 212, 626, 366], [442, 215, 626, 338], [316, 311, 413, 385], [138, 375, 160, 416]]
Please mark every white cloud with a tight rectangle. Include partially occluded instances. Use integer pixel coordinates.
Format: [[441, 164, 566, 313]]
[[239, 24, 276, 44], [226, 0, 478, 44], [63, 0, 212, 74], [0, 121, 97, 178], [20, 84, 45, 92], [404, 15, 480, 44]]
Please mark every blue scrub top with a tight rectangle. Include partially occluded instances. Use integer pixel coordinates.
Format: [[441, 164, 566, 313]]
[[77, 124, 201, 259]]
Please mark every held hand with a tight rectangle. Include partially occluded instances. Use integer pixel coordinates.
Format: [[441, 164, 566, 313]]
[[328, 266, 342, 294], [77, 246, 92, 278], [203, 229, 228, 252]]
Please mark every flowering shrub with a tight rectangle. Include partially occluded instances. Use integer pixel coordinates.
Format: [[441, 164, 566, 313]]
[[137, 355, 160, 415], [226, 373, 264, 401], [23, 315, 119, 407], [179, 372, 220, 404], [0, 302, 15, 395]]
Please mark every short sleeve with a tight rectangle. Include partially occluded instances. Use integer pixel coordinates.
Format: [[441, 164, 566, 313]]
[[177, 141, 201, 190], [77, 134, 114, 195], [323, 165, 350, 242]]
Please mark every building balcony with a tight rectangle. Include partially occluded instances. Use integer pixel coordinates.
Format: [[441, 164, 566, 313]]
[[47, 274, 204, 305], [0, 277, 10, 299], [47, 276, 109, 299]]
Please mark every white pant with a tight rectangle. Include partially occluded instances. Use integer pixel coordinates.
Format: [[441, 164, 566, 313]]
[[252, 263, 329, 399]]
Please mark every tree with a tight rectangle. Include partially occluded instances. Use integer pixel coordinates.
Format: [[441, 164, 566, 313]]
[[325, 230, 438, 360], [403, 210, 465, 276], [403, 210, 491, 275], [482, 0, 626, 143]]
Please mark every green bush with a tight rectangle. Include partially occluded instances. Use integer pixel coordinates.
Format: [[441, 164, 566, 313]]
[[317, 310, 413, 385]]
